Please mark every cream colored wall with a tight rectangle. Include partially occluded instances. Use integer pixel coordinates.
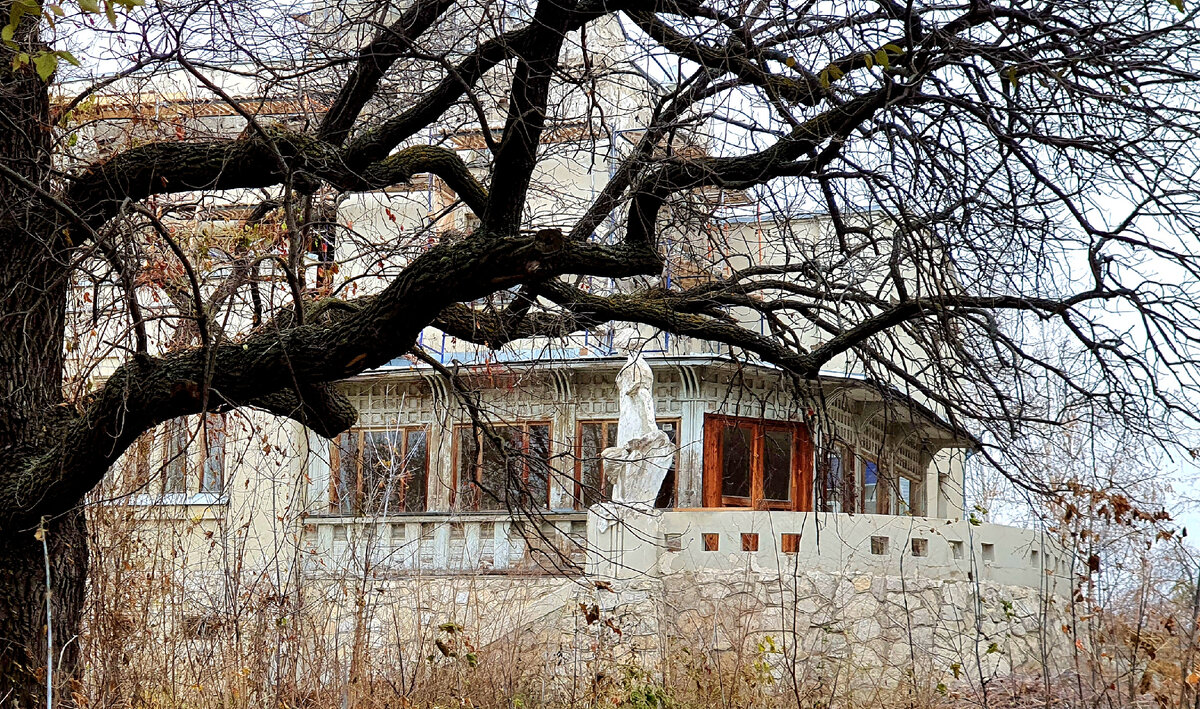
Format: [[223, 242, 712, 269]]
[[94, 410, 312, 582]]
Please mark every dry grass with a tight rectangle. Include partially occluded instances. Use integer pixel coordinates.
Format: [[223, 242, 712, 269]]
[[77, 492, 1200, 709]]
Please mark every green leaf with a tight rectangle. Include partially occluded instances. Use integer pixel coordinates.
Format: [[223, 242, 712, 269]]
[[883, 43, 903, 54], [67, 132, 77, 147], [828, 64, 844, 80], [78, 0, 100, 13], [9, 0, 38, 28], [950, 662, 962, 679], [105, 0, 117, 26], [1168, 0, 1185, 12], [986, 642, 1000, 654], [1, 24, 13, 45], [875, 49, 889, 68], [863, 52, 873, 69], [55, 49, 79, 65], [33, 51, 57, 80]]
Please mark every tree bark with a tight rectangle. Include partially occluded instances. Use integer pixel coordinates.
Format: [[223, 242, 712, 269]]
[[0, 510, 88, 706], [0, 9, 85, 702]]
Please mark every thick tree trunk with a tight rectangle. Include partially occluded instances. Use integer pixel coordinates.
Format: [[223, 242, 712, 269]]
[[0, 8, 86, 703], [0, 510, 89, 706]]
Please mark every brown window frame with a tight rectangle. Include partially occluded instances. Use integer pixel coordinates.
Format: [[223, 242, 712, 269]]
[[858, 456, 884, 514], [573, 418, 681, 510], [452, 421, 553, 511], [702, 414, 812, 511], [818, 441, 855, 513], [888, 470, 926, 517], [330, 425, 430, 515], [161, 413, 227, 497]]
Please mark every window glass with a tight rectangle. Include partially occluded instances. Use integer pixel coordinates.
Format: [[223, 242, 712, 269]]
[[824, 447, 846, 512], [897, 477, 912, 515], [654, 421, 678, 508], [894, 475, 925, 516], [403, 429, 428, 512], [721, 425, 753, 500], [455, 427, 482, 510], [334, 432, 358, 514], [704, 415, 805, 510], [763, 430, 793, 502], [525, 424, 551, 509], [458, 424, 551, 511], [199, 415, 225, 494], [362, 430, 402, 514], [164, 420, 189, 494], [860, 459, 879, 514], [153, 415, 229, 498], [478, 428, 511, 511], [333, 427, 427, 514], [578, 422, 608, 508]]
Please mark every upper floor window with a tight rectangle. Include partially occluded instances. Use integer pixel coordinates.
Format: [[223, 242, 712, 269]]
[[331, 426, 428, 514], [702, 415, 810, 511], [820, 442, 853, 513], [856, 455, 925, 516], [860, 457, 880, 514], [162, 414, 227, 497], [892, 472, 926, 516], [453, 422, 550, 511], [574, 419, 678, 509]]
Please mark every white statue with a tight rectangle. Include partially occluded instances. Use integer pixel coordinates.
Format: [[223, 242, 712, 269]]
[[601, 327, 673, 507]]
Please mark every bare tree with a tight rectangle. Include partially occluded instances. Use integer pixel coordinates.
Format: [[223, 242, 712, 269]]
[[2, 0, 1200, 701]]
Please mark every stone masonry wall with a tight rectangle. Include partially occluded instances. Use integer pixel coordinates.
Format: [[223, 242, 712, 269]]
[[306, 566, 1076, 700]]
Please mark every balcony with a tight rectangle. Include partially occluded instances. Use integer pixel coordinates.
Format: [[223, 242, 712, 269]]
[[302, 511, 587, 575], [588, 509, 1073, 596]]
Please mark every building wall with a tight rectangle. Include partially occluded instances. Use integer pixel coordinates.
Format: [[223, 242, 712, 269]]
[[302, 359, 965, 519]]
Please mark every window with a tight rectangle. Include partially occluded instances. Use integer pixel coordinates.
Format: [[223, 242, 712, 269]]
[[576, 420, 617, 508], [702, 414, 811, 510], [163, 419, 189, 494], [891, 473, 925, 516], [455, 422, 550, 511], [574, 419, 679, 509], [859, 458, 880, 514], [331, 426, 428, 514], [200, 415, 226, 494], [820, 443, 853, 513], [161, 414, 227, 496]]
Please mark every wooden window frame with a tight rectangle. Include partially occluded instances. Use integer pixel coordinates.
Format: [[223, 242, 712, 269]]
[[572, 418, 681, 510], [819, 441, 855, 513], [330, 425, 430, 515], [702, 414, 812, 511], [889, 471, 926, 517], [858, 456, 884, 514], [452, 421, 552, 511], [160, 414, 227, 497]]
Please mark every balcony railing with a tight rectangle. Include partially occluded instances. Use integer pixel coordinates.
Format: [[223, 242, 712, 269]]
[[589, 509, 1073, 595], [302, 511, 587, 575], [303, 508, 1073, 595]]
